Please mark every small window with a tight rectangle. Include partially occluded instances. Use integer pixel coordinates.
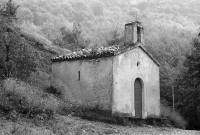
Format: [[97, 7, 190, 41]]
[[137, 61, 140, 67], [78, 71, 80, 81], [137, 27, 141, 42]]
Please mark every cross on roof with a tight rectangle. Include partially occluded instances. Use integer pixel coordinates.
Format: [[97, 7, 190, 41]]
[[136, 12, 138, 21]]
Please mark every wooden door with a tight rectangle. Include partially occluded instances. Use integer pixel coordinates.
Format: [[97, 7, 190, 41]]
[[134, 78, 142, 118]]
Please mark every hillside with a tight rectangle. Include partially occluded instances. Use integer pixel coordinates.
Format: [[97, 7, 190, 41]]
[[6, 25, 71, 87], [7, 25, 70, 55], [2, 0, 197, 45], [130, 0, 200, 15]]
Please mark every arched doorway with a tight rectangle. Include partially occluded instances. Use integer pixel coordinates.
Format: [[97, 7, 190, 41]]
[[134, 78, 143, 118]]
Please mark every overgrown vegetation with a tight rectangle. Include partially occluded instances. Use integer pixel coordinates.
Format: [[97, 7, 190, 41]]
[[0, 0, 36, 80], [0, 78, 59, 119], [160, 102, 187, 129], [0, 0, 61, 122], [174, 37, 200, 129]]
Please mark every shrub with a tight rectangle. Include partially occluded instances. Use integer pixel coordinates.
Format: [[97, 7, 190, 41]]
[[161, 103, 187, 129], [44, 86, 62, 97], [0, 78, 60, 118], [27, 71, 51, 89], [57, 99, 82, 115]]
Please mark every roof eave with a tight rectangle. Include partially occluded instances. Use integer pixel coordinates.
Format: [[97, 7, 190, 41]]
[[138, 45, 160, 67], [51, 43, 160, 67]]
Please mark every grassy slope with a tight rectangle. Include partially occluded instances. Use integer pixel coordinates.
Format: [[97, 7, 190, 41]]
[[8, 25, 71, 87], [9, 25, 70, 55], [0, 115, 199, 135]]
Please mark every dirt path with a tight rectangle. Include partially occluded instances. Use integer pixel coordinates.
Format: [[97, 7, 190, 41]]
[[0, 115, 200, 135], [44, 115, 200, 135]]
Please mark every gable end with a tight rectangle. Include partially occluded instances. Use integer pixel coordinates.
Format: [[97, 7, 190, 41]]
[[114, 44, 160, 67]]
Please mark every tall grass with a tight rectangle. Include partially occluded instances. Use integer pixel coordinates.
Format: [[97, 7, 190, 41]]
[[0, 78, 60, 118], [161, 103, 187, 129]]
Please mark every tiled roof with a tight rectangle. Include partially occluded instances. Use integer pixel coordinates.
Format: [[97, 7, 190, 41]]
[[51, 44, 160, 67], [51, 45, 122, 62]]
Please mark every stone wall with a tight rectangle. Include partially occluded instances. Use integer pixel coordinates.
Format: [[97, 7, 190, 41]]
[[52, 57, 113, 110]]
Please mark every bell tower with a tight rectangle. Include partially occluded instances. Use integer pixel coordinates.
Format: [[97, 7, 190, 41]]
[[125, 21, 144, 45]]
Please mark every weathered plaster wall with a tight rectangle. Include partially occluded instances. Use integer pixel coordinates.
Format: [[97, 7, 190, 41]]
[[52, 58, 113, 110], [112, 47, 160, 118]]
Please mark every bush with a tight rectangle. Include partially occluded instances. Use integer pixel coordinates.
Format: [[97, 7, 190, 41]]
[[161, 103, 187, 129], [0, 78, 60, 118], [57, 99, 82, 116], [45, 86, 62, 97]]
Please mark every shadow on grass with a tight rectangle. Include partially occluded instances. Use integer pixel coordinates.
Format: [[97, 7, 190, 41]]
[[73, 108, 172, 128]]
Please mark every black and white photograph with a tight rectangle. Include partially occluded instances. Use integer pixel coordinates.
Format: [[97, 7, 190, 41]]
[[0, 0, 200, 134]]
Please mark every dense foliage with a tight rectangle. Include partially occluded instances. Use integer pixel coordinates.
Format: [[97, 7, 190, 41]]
[[0, 78, 59, 118], [174, 37, 200, 129], [0, 0, 36, 80]]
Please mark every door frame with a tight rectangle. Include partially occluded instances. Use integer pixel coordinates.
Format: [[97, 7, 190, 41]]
[[134, 78, 143, 118], [131, 74, 147, 119]]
